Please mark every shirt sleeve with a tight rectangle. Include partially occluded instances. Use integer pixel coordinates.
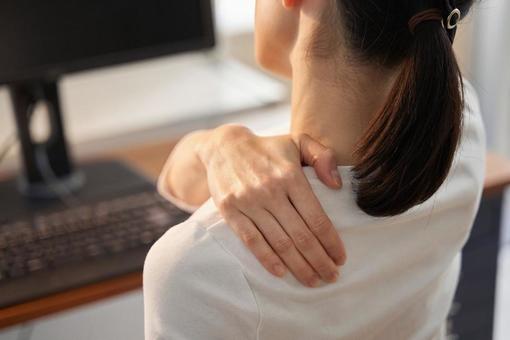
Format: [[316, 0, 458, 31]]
[[143, 221, 260, 340], [157, 154, 201, 214]]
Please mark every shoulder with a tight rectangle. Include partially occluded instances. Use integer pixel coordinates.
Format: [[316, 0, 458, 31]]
[[143, 200, 228, 279], [144, 220, 214, 279], [143, 217, 259, 339]]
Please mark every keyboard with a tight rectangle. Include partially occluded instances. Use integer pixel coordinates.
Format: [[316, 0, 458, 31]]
[[0, 190, 190, 308]]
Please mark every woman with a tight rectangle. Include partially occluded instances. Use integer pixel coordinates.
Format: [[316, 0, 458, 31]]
[[144, 0, 485, 338]]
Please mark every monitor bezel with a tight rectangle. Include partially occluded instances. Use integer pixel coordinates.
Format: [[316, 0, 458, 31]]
[[0, 0, 215, 85]]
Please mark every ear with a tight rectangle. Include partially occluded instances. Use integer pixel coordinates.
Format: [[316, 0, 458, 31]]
[[282, 0, 301, 10]]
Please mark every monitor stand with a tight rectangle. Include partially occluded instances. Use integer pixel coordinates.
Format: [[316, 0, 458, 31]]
[[0, 80, 155, 223]]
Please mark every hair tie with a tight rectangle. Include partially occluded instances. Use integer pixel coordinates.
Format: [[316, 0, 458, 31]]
[[408, 9, 443, 35], [408, 7, 461, 42]]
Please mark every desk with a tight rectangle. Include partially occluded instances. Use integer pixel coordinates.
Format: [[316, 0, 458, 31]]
[[1, 141, 510, 331]]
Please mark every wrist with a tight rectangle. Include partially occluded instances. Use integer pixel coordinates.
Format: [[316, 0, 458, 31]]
[[197, 124, 254, 167], [162, 129, 212, 206]]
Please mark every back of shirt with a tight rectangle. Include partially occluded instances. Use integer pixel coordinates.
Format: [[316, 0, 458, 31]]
[[144, 81, 486, 340]]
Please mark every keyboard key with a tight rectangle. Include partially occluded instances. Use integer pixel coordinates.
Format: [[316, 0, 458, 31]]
[[140, 230, 154, 245], [27, 258, 45, 272], [147, 207, 173, 227], [86, 244, 104, 257]]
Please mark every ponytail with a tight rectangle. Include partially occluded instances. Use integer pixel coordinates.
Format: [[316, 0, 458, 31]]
[[353, 20, 464, 216]]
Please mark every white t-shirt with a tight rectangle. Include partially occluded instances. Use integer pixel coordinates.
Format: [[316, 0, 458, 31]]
[[143, 82, 486, 340]]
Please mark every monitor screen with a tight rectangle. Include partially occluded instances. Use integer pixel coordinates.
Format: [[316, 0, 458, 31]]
[[0, 0, 215, 84]]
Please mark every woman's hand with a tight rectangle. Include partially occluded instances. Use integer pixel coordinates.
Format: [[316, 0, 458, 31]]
[[196, 125, 347, 287]]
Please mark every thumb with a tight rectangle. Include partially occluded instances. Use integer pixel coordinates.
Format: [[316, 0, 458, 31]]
[[296, 134, 342, 189]]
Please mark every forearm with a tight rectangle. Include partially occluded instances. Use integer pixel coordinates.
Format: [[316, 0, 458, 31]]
[[160, 130, 212, 207]]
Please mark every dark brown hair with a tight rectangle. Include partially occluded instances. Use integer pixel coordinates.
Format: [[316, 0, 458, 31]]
[[330, 0, 476, 216]]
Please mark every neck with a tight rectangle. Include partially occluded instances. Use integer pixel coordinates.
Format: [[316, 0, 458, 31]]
[[290, 55, 397, 166]]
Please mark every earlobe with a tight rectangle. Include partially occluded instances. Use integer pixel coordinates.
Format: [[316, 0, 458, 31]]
[[282, 0, 300, 10]]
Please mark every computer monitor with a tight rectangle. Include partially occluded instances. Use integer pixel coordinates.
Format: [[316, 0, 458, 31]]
[[0, 0, 214, 84], [0, 0, 215, 201]]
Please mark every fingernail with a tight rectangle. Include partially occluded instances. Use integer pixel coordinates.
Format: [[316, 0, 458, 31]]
[[335, 256, 345, 266], [273, 264, 287, 277], [308, 275, 320, 288], [327, 271, 339, 283], [331, 170, 342, 187]]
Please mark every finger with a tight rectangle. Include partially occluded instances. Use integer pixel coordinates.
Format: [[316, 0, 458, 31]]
[[222, 209, 287, 277], [297, 133, 342, 189], [287, 173, 347, 266], [269, 197, 340, 283], [241, 206, 322, 288]]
